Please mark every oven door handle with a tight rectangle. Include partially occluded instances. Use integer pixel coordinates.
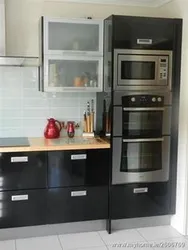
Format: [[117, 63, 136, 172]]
[[123, 107, 165, 111], [123, 138, 164, 143]]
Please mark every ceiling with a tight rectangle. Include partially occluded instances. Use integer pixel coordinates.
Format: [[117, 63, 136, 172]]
[[45, 0, 173, 7]]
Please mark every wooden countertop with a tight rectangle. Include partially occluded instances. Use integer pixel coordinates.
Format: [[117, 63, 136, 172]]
[[0, 137, 110, 153]]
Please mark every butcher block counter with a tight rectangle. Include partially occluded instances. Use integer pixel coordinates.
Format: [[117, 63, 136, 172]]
[[0, 137, 110, 153]]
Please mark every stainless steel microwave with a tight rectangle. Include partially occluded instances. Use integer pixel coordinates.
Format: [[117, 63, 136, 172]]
[[114, 49, 172, 91]]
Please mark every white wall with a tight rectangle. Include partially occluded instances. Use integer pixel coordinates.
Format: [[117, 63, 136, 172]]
[[5, 0, 158, 56]]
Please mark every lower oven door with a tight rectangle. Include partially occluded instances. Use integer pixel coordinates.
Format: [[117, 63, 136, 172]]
[[112, 136, 170, 184]]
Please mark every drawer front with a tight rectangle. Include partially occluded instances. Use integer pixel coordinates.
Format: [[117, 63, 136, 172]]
[[0, 152, 47, 191], [47, 186, 108, 223], [0, 190, 47, 228], [111, 183, 171, 219], [48, 149, 109, 188]]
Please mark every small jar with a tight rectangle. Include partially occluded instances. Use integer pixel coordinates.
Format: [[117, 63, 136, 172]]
[[67, 121, 75, 138]]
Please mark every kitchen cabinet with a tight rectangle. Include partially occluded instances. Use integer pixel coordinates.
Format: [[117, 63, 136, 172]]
[[112, 16, 175, 50], [40, 17, 103, 92], [0, 152, 47, 191], [0, 189, 47, 229], [48, 149, 109, 187], [42, 17, 103, 56], [47, 186, 108, 223], [111, 183, 171, 219], [43, 55, 103, 92]]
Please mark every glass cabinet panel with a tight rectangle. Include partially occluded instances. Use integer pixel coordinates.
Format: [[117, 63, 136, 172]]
[[43, 56, 103, 92], [44, 18, 103, 55]]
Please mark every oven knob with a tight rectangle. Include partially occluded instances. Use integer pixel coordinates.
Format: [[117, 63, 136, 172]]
[[152, 97, 156, 102], [158, 97, 162, 102], [131, 97, 136, 102]]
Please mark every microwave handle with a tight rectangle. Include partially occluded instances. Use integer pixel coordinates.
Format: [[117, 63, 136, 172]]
[[123, 107, 165, 111], [123, 138, 164, 143]]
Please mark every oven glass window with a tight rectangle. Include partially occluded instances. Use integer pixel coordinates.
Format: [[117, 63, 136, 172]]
[[123, 111, 163, 137], [121, 141, 162, 172], [121, 61, 155, 80]]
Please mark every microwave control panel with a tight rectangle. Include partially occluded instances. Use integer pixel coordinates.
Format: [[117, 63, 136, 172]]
[[159, 57, 168, 80]]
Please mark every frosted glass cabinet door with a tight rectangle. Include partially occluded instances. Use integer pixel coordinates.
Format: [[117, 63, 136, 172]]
[[43, 17, 103, 55], [43, 56, 103, 92]]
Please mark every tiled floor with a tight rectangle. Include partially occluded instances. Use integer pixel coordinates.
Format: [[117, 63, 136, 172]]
[[0, 226, 188, 250]]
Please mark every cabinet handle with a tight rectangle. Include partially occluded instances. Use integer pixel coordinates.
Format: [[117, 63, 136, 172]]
[[137, 39, 152, 45], [71, 191, 87, 197], [71, 154, 87, 160], [133, 188, 148, 194], [11, 195, 28, 201], [11, 156, 28, 163]]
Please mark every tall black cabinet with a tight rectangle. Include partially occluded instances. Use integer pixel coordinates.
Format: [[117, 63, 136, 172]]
[[103, 15, 182, 233]]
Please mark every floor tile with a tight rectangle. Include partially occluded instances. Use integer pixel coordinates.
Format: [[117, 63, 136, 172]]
[[137, 226, 182, 241], [98, 229, 145, 246], [16, 236, 62, 250], [148, 237, 188, 250], [58, 232, 105, 249], [0, 240, 15, 250]]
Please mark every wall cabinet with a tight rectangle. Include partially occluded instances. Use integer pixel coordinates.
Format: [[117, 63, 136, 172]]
[[40, 17, 104, 92], [43, 55, 103, 92], [113, 16, 175, 50]]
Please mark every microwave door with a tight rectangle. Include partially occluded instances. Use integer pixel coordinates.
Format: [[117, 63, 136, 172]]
[[117, 55, 158, 87]]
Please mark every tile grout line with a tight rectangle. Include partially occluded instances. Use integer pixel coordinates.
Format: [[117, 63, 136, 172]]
[[57, 235, 64, 250], [97, 231, 109, 248], [15, 239, 17, 250], [135, 229, 148, 242]]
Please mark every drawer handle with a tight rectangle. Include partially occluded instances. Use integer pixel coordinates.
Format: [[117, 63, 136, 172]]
[[133, 188, 148, 194], [137, 39, 152, 45], [71, 191, 87, 197], [71, 154, 87, 160], [11, 156, 28, 163], [11, 195, 28, 201]]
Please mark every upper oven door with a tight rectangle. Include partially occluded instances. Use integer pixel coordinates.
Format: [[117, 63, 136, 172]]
[[118, 54, 159, 87]]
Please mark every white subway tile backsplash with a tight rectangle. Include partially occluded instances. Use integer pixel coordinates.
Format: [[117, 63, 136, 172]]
[[0, 67, 96, 137]]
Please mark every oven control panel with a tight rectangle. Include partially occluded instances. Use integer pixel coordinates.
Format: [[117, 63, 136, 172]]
[[122, 95, 164, 107]]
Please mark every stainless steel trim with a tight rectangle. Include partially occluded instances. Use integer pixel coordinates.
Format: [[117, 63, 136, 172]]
[[71, 191, 87, 197], [123, 138, 164, 143], [137, 39, 152, 45], [123, 107, 165, 111], [11, 156, 28, 163], [71, 154, 87, 160], [112, 136, 170, 184], [133, 188, 148, 193], [11, 195, 28, 201], [113, 49, 173, 92]]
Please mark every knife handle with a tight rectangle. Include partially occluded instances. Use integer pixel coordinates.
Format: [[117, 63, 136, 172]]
[[90, 112, 94, 133]]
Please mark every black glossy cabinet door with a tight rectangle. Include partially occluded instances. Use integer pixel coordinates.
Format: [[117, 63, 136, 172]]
[[47, 186, 108, 224], [111, 183, 170, 219], [0, 189, 47, 228], [0, 152, 47, 191], [48, 149, 109, 187], [113, 16, 175, 50]]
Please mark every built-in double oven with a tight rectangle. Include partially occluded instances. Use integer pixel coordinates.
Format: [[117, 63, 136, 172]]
[[112, 92, 172, 184]]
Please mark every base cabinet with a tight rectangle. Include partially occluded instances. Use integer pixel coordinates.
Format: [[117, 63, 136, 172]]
[[111, 183, 171, 219], [0, 190, 47, 229], [47, 186, 108, 224]]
